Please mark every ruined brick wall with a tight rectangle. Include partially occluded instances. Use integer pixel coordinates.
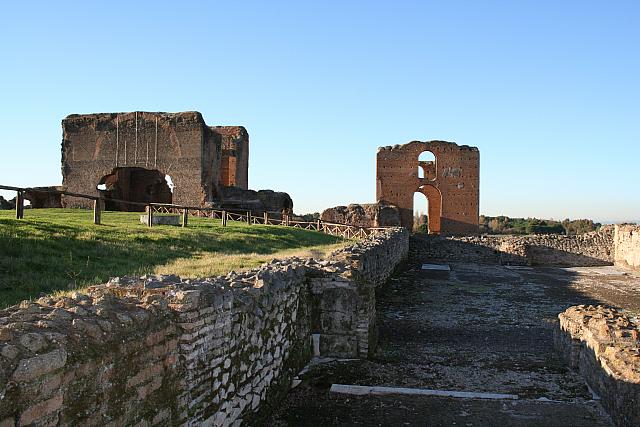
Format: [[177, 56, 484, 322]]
[[212, 126, 249, 190], [60, 112, 237, 209], [413, 227, 614, 266], [555, 305, 640, 426], [614, 224, 640, 270], [376, 141, 479, 235], [0, 229, 408, 426]]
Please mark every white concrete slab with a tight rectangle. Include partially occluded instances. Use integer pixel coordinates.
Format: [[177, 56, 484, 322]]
[[563, 266, 628, 276], [421, 264, 451, 271], [330, 384, 519, 400]]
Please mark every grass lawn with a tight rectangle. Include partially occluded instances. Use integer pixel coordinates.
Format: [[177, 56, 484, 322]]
[[0, 209, 348, 308]]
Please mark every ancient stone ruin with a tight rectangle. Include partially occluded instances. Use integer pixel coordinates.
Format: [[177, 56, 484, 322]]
[[376, 140, 479, 234], [60, 111, 291, 213], [0, 229, 408, 426], [320, 201, 401, 228]]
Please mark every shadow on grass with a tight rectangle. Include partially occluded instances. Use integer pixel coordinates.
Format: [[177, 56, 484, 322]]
[[0, 210, 344, 307]]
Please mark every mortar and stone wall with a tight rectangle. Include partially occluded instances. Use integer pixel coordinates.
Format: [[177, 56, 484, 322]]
[[414, 226, 615, 266], [614, 224, 640, 271], [555, 305, 640, 426], [0, 229, 408, 426]]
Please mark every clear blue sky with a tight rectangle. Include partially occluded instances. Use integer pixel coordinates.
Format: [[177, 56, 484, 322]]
[[1, 1, 638, 222]]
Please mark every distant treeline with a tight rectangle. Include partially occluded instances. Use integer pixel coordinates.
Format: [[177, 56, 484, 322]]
[[479, 216, 602, 235]]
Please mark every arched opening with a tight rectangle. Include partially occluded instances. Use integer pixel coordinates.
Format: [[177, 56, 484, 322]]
[[415, 184, 442, 234], [413, 192, 428, 232], [96, 167, 173, 211], [418, 151, 436, 181]]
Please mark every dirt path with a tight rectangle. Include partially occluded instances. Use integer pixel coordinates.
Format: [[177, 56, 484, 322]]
[[267, 239, 640, 426]]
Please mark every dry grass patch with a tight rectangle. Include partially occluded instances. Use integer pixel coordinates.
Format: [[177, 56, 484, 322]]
[[154, 242, 349, 278]]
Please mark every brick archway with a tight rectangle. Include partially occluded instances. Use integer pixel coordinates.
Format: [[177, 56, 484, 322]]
[[376, 140, 479, 235], [97, 167, 173, 211], [417, 184, 442, 234]]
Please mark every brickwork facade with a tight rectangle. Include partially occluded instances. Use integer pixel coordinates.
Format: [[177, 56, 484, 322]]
[[376, 141, 479, 235], [61, 111, 249, 209]]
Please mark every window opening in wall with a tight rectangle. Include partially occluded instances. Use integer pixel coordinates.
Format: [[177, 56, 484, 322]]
[[418, 151, 436, 180]]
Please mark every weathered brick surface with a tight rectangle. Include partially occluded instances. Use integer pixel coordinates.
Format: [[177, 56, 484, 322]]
[[555, 305, 640, 426], [413, 227, 614, 266], [0, 229, 408, 426], [61, 111, 248, 209], [376, 141, 480, 234], [614, 224, 640, 270]]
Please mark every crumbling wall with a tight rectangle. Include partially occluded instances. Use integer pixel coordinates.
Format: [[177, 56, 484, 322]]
[[413, 227, 614, 266], [218, 187, 294, 214], [555, 305, 640, 426], [61, 112, 211, 209], [0, 229, 408, 426], [376, 141, 480, 235], [614, 224, 640, 270], [23, 187, 63, 208], [320, 202, 401, 228], [311, 229, 409, 358]]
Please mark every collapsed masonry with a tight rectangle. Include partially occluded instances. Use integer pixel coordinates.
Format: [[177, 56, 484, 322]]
[[321, 201, 401, 228], [61, 111, 292, 213]]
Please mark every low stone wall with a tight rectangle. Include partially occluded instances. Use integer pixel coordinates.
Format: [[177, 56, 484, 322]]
[[311, 229, 409, 358], [414, 227, 614, 266], [614, 224, 640, 270], [554, 305, 640, 426], [0, 228, 408, 426]]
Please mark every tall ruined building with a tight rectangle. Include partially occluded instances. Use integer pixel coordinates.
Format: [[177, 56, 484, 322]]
[[60, 111, 249, 210], [376, 141, 479, 235]]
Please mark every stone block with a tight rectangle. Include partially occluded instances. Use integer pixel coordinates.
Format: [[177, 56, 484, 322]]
[[139, 214, 180, 226]]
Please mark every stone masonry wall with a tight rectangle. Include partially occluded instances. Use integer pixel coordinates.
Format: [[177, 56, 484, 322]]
[[555, 305, 640, 426], [0, 229, 408, 426], [311, 229, 410, 358], [614, 224, 640, 271], [413, 226, 614, 266]]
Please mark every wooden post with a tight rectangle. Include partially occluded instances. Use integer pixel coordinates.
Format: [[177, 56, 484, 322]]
[[247, 211, 251, 225], [146, 205, 153, 227], [222, 210, 227, 226], [15, 191, 24, 219], [93, 198, 102, 225], [264, 212, 268, 225], [284, 214, 289, 227], [316, 219, 321, 231], [182, 208, 188, 227]]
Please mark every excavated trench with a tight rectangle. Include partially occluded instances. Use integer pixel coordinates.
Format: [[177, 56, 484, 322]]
[[267, 237, 640, 426]]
